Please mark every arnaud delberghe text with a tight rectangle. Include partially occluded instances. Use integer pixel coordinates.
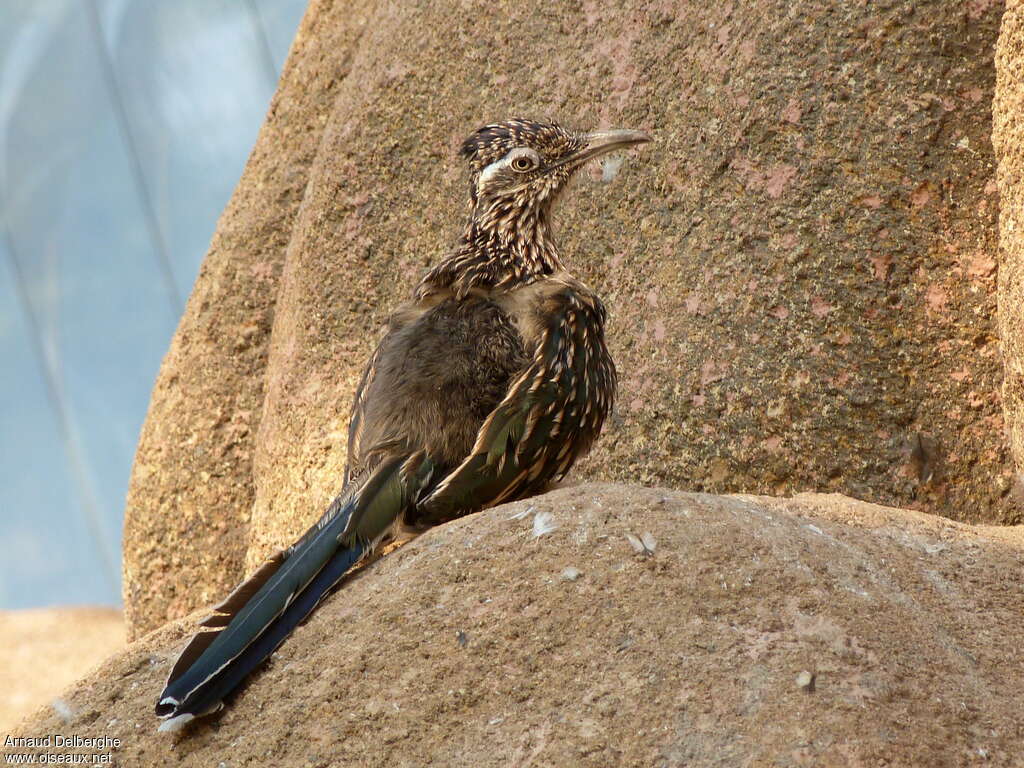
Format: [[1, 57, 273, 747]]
[[4, 736, 121, 749]]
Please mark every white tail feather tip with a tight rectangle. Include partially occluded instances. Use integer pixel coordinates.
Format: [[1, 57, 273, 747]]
[[157, 713, 195, 733]]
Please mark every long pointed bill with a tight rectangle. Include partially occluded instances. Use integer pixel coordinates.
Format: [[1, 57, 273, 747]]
[[565, 129, 652, 167]]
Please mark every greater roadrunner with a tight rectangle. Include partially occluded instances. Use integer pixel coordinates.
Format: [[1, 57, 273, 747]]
[[156, 118, 650, 730]]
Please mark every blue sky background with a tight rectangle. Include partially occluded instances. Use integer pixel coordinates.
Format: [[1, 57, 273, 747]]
[[0, 0, 307, 609]]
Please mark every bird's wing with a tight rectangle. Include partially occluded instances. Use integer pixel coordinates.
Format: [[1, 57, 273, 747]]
[[417, 289, 612, 524]]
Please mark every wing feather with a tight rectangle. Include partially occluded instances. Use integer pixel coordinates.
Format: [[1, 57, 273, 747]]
[[418, 291, 610, 524]]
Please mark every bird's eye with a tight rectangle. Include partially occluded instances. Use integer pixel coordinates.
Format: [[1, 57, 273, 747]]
[[510, 154, 537, 172]]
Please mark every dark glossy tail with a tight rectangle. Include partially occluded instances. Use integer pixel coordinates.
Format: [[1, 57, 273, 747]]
[[156, 535, 364, 730], [154, 450, 434, 732], [155, 497, 364, 731]]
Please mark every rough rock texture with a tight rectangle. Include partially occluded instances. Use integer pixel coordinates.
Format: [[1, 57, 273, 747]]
[[0, 607, 124, 733], [123, 0, 1016, 638], [995, 0, 1024, 498], [10, 486, 1024, 766]]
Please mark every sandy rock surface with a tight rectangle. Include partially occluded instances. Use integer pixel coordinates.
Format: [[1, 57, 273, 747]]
[[13, 485, 1024, 766], [122, 0, 1016, 640], [996, 0, 1024, 495], [0, 607, 124, 734]]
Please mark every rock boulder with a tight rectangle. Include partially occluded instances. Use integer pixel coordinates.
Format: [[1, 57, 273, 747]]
[[14, 486, 1024, 766], [124, 0, 1017, 644]]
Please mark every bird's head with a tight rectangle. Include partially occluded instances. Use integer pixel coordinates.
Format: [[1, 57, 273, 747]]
[[417, 119, 650, 296], [460, 119, 650, 216]]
